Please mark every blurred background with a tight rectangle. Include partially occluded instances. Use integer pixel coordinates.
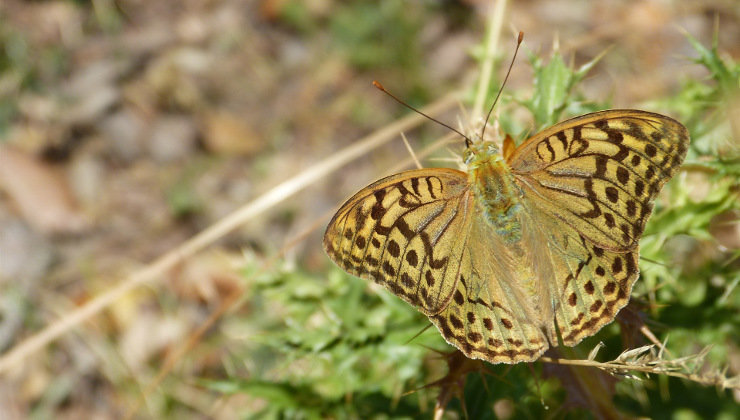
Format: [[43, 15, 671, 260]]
[[0, 0, 738, 418]]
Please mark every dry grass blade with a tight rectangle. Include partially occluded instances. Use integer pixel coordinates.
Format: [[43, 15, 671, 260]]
[[588, 342, 605, 361], [388, 132, 460, 173], [401, 132, 423, 169], [616, 345, 656, 363], [0, 93, 461, 375]]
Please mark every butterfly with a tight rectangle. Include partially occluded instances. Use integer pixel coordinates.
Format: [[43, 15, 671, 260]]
[[323, 109, 689, 364]]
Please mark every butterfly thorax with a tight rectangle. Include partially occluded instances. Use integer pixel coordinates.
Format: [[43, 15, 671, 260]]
[[466, 141, 523, 244]]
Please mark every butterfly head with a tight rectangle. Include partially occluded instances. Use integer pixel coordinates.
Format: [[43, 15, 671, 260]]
[[464, 140, 503, 168]]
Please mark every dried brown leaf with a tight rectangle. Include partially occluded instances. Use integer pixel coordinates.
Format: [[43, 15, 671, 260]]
[[0, 146, 88, 234]]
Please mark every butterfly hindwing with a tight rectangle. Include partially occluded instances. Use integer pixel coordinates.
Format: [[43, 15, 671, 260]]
[[431, 208, 550, 363], [323, 168, 472, 315], [556, 239, 639, 346], [524, 203, 640, 346]]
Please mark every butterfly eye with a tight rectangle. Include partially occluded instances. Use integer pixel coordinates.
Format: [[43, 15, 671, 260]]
[[463, 149, 476, 165]]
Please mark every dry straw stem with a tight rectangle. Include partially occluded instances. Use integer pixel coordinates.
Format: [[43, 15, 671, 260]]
[[471, 0, 508, 123], [540, 345, 740, 390], [0, 92, 462, 375]]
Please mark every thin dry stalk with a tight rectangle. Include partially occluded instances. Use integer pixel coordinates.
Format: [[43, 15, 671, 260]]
[[401, 132, 423, 169], [388, 133, 459, 173], [0, 93, 461, 375], [471, 0, 508, 122], [540, 345, 740, 390]]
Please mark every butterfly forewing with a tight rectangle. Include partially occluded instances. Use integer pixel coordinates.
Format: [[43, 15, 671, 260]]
[[509, 110, 689, 252], [323, 168, 473, 315]]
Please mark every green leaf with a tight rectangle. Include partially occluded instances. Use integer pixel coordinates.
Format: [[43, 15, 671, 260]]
[[522, 47, 606, 130]]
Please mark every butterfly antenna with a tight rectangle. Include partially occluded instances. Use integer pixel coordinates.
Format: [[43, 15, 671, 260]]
[[480, 31, 524, 142], [372, 81, 473, 148]]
